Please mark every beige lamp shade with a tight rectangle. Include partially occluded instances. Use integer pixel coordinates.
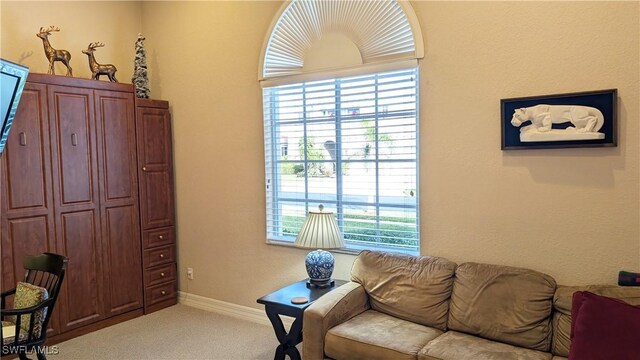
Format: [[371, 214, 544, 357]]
[[294, 206, 344, 250]]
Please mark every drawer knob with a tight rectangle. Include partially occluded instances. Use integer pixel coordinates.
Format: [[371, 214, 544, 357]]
[[161, 290, 166, 295], [142, 166, 147, 171], [160, 254, 165, 258], [159, 235, 164, 240], [160, 272, 165, 277]]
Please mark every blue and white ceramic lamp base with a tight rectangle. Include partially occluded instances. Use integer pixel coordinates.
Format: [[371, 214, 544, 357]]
[[305, 249, 335, 288]]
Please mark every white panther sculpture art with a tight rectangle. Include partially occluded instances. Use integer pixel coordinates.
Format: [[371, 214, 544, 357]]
[[511, 105, 605, 142]]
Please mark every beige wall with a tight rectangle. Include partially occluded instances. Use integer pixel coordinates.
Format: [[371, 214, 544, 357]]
[[142, 1, 639, 308], [1, 1, 141, 80], [141, 1, 319, 306], [2, 1, 638, 310], [414, 1, 639, 284]]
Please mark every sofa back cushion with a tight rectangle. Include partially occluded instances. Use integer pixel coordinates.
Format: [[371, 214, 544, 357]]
[[552, 285, 640, 357], [448, 262, 557, 352], [351, 250, 457, 331]]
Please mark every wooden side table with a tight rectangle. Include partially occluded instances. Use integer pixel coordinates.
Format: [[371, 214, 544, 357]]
[[257, 279, 348, 360]]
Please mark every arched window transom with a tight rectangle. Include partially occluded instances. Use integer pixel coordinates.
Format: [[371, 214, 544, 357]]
[[260, 0, 424, 81]]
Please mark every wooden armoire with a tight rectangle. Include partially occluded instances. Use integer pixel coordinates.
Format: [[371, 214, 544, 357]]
[[0, 73, 176, 342]]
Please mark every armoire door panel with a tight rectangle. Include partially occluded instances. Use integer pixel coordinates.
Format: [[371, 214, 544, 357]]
[[57, 210, 104, 330], [102, 205, 143, 316], [1, 216, 51, 292], [48, 86, 97, 207], [141, 171, 174, 229], [95, 90, 137, 204], [0, 80, 60, 336], [0, 216, 60, 336], [137, 110, 170, 168], [3, 84, 51, 213], [136, 106, 174, 230]]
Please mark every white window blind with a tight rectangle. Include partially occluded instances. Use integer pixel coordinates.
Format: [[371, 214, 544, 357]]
[[264, 68, 419, 253], [261, 0, 420, 80]]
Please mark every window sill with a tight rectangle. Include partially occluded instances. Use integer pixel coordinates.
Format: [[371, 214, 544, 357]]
[[266, 238, 419, 256]]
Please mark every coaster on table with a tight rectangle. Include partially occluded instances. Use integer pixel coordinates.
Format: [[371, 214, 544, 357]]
[[291, 296, 308, 304]]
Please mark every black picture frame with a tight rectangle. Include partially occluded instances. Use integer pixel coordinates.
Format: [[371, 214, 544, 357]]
[[501, 89, 617, 150]]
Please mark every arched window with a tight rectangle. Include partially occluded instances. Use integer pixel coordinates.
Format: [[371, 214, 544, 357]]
[[261, 0, 423, 254]]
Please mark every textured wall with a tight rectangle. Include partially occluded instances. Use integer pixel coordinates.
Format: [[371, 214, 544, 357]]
[[0, 1, 141, 81], [141, 1, 320, 306], [414, 1, 639, 285], [142, 0, 639, 309]]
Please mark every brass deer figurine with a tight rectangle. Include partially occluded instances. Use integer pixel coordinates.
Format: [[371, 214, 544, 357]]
[[36, 26, 73, 76], [82, 42, 118, 82]]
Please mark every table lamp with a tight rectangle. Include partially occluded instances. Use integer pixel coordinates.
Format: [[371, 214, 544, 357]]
[[295, 204, 344, 288]]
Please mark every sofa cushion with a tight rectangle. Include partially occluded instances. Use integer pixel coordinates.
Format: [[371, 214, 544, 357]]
[[567, 291, 640, 360], [417, 331, 553, 360], [351, 250, 457, 330], [552, 285, 640, 357], [325, 309, 443, 360], [448, 262, 556, 352]]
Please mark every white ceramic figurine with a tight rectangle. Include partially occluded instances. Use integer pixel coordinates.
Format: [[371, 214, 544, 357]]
[[511, 105, 605, 142]]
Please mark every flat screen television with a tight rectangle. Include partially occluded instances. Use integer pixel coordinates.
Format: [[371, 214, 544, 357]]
[[0, 59, 29, 156]]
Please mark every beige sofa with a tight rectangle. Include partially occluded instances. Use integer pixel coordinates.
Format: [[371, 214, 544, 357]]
[[303, 250, 640, 360]]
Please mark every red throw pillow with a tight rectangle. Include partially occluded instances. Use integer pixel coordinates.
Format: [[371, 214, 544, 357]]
[[568, 291, 640, 360]]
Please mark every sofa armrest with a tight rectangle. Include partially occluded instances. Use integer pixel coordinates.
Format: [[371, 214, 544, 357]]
[[303, 281, 370, 360]]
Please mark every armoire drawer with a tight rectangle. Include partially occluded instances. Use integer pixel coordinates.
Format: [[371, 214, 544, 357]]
[[143, 226, 175, 249], [144, 245, 175, 268], [145, 281, 177, 306], [145, 263, 177, 287]]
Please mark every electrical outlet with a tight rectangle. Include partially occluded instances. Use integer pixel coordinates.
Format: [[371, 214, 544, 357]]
[[187, 267, 194, 280]]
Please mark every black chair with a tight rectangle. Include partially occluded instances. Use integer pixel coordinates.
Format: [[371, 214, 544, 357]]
[[1, 253, 68, 360]]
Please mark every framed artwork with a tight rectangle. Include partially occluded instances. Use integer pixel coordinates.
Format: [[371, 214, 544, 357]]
[[501, 89, 617, 150]]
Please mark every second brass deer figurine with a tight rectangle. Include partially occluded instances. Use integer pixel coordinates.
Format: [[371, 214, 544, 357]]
[[36, 26, 73, 76], [82, 42, 118, 82]]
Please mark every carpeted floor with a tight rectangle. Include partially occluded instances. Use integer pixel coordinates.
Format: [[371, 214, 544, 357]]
[[47, 304, 293, 359]]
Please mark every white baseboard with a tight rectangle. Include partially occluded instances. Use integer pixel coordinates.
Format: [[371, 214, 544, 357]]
[[178, 291, 294, 328]]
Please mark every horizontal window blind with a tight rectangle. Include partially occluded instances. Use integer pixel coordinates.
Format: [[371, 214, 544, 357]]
[[264, 68, 419, 253]]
